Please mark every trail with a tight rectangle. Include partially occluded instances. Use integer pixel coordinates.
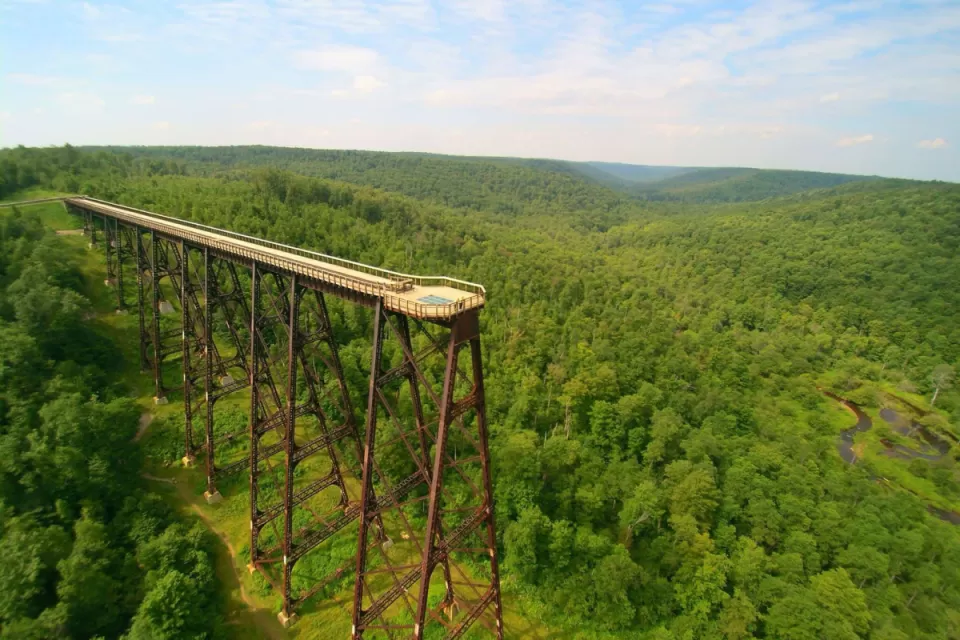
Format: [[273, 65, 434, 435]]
[[142, 473, 288, 640], [178, 484, 288, 640], [133, 413, 154, 442]]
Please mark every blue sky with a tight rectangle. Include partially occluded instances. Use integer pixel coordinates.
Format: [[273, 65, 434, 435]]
[[1, 0, 958, 180]]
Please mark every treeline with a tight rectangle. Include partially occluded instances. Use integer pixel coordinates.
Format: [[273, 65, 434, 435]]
[[81, 145, 886, 207], [2, 146, 960, 639], [0, 207, 222, 639], [631, 168, 878, 203], [83, 145, 638, 228]]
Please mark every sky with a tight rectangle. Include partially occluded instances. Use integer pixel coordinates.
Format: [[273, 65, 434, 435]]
[[1, 0, 958, 181]]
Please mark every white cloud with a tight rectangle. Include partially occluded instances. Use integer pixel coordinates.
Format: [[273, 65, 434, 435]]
[[246, 120, 276, 129], [99, 33, 142, 42], [82, 2, 100, 18], [57, 91, 105, 110], [654, 123, 786, 138], [330, 89, 350, 98], [917, 138, 947, 149], [151, 121, 171, 130], [7, 73, 61, 86], [836, 134, 874, 147], [452, 0, 504, 22], [304, 126, 330, 137], [176, 0, 270, 29], [294, 45, 379, 73], [353, 75, 385, 92], [130, 94, 155, 105], [276, 0, 434, 33], [820, 92, 840, 103]]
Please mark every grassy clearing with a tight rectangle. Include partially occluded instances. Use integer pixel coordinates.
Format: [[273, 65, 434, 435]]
[[0, 186, 71, 203], [1, 188, 76, 229]]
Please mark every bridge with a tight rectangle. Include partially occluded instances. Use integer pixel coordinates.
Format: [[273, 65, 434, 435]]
[[2, 196, 503, 639]]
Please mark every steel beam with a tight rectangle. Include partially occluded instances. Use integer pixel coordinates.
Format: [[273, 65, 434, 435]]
[[352, 306, 502, 639], [78, 203, 502, 637]]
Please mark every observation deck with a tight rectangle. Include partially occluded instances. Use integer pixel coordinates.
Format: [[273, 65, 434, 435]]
[[64, 196, 484, 320]]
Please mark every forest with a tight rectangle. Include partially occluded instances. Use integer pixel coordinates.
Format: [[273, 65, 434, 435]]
[[1, 144, 959, 639], [0, 202, 222, 638]]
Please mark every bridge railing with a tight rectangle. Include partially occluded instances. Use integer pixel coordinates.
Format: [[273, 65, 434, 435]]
[[68, 196, 485, 319], [74, 197, 485, 295]]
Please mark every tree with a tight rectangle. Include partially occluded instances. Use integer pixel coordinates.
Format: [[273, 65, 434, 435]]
[[620, 479, 664, 534], [126, 571, 205, 640], [56, 515, 130, 638], [0, 514, 70, 624], [929, 363, 955, 407], [717, 588, 758, 640]]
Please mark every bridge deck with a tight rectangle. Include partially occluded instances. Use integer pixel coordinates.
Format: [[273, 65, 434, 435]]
[[63, 196, 484, 320]]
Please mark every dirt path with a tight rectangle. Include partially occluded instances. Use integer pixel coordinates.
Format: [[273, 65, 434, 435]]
[[133, 413, 154, 442], [142, 474, 288, 640], [178, 486, 288, 640]]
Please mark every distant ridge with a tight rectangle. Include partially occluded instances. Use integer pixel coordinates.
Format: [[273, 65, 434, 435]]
[[83, 145, 891, 205]]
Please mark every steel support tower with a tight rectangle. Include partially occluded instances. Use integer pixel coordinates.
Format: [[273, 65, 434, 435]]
[[55, 196, 503, 638]]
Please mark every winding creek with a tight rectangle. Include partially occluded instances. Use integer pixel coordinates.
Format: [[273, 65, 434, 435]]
[[824, 391, 960, 525]]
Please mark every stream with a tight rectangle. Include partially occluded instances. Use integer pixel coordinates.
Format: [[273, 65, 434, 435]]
[[824, 391, 960, 525]]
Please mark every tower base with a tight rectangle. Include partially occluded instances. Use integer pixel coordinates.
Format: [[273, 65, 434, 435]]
[[278, 611, 299, 628]]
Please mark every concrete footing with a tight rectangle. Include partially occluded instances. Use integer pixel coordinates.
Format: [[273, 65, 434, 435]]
[[203, 490, 223, 504], [115, 308, 127, 315], [181, 455, 196, 468], [219, 374, 235, 386], [381, 536, 394, 550], [104, 278, 116, 287], [246, 563, 257, 575], [158, 300, 175, 314], [445, 600, 461, 620], [154, 396, 169, 405], [278, 612, 299, 628]]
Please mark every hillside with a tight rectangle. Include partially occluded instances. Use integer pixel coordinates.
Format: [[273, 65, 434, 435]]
[[584, 161, 696, 184], [81, 145, 887, 209], [82, 145, 636, 228], [1, 146, 959, 640], [633, 167, 879, 202]]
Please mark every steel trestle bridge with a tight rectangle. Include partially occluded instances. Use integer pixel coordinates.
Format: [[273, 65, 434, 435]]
[[4, 196, 504, 639]]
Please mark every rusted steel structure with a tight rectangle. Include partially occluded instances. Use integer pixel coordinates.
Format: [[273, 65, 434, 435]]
[[55, 195, 503, 638]]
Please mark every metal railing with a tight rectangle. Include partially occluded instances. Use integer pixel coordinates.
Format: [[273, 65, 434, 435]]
[[64, 196, 485, 320]]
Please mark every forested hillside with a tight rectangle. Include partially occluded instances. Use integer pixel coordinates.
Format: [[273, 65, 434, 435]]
[[631, 167, 878, 202], [585, 161, 696, 184], [0, 206, 222, 638], [81, 145, 635, 226], [79, 145, 881, 209], [1, 145, 959, 639]]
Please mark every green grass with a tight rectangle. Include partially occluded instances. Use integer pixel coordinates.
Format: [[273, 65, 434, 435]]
[[848, 394, 960, 514], [0, 186, 71, 203], [1, 188, 77, 229]]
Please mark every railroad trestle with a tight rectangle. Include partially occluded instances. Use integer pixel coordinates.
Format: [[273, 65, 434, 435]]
[[64, 197, 502, 639]]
